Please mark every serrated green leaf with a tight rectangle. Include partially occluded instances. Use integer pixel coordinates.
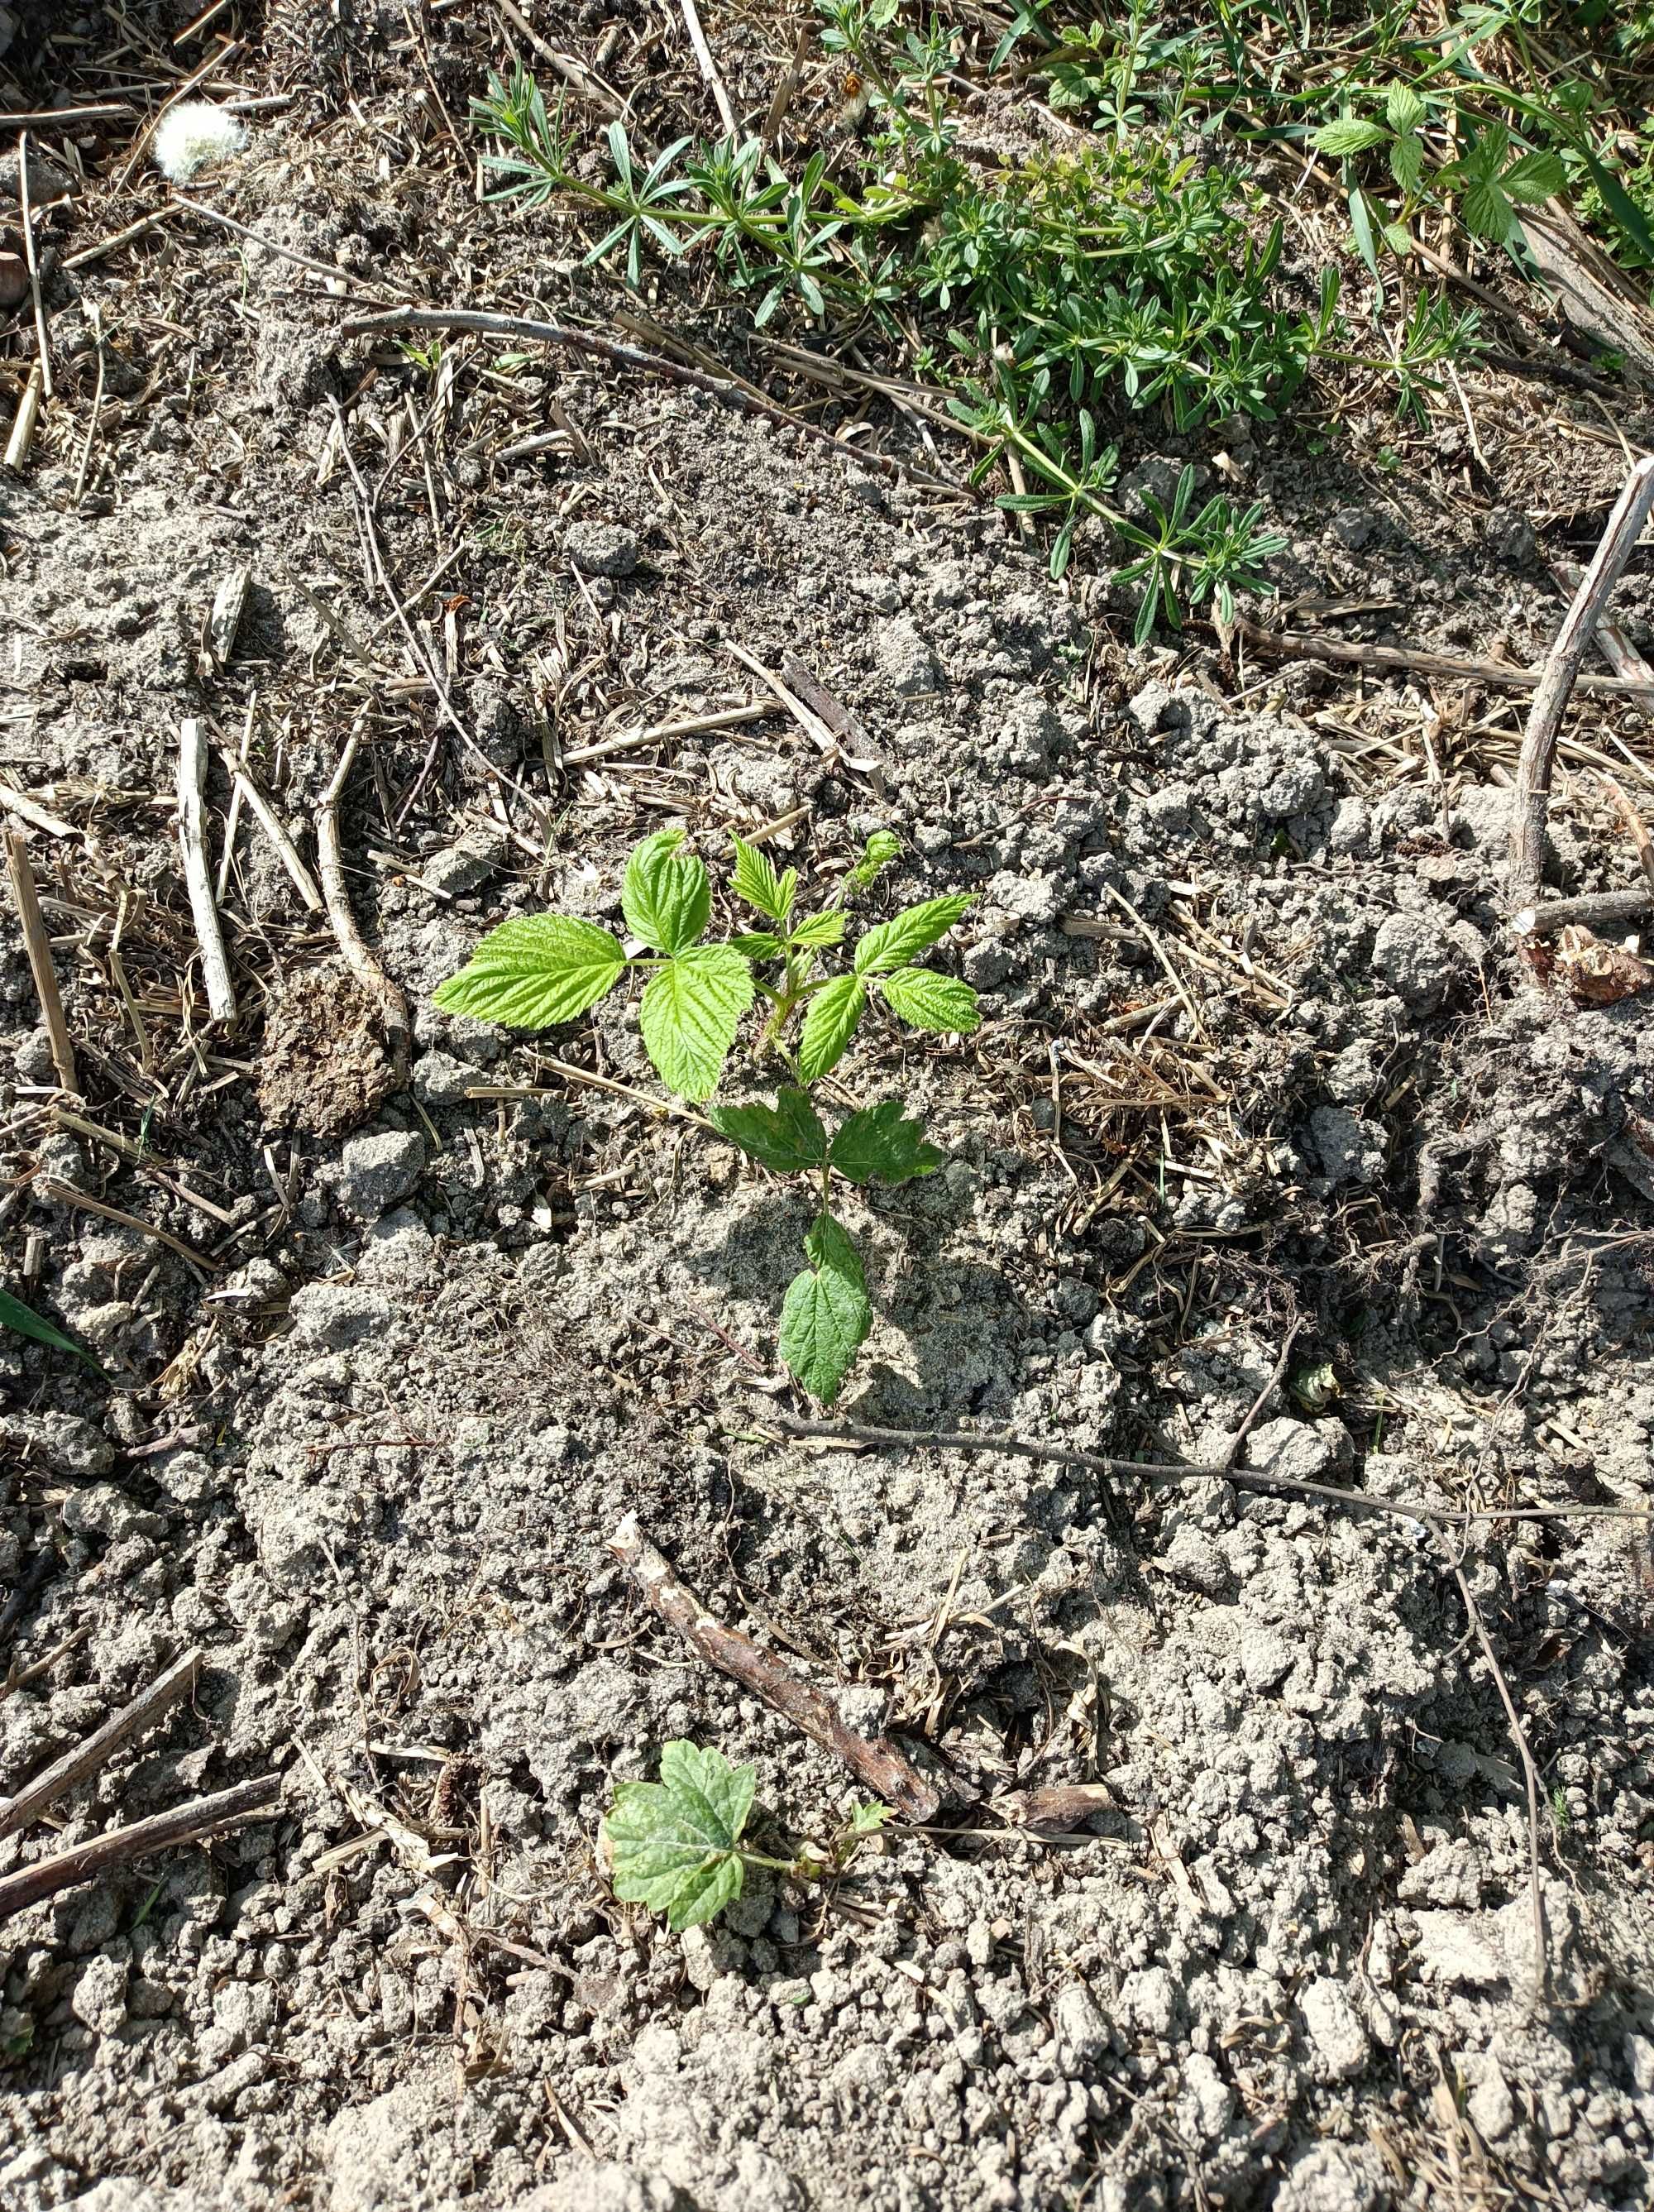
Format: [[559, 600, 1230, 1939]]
[[1462, 174, 1515, 243], [798, 974, 867, 1083], [433, 915, 626, 1027], [709, 1086, 829, 1172], [1385, 83, 1425, 135], [877, 966, 981, 1036], [779, 1215, 871, 1403], [639, 944, 753, 1100], [853, 896, 973, 978], [730, 834, 796, 924], [623, 830, 711, 954], [788, 910, 845, 950], [0, 1287, 101, 1371], [1388, 132, 1423, 194], [1502, 150, 1566, 205], [829, 1101, 943, 1185], [602, 1740, 756, 1932], [1312, 117, 1390, 157], [731, 931, 786, 960]]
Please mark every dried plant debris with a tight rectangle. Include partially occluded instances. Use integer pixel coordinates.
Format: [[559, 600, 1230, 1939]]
[[256, 965, 400, 1137]]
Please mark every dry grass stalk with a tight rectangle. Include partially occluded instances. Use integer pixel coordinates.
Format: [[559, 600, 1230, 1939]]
[[4, 826, 79, 1092]]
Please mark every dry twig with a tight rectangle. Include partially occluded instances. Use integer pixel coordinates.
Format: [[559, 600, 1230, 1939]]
[[0, 1649, 201, 1842], [0, 1774, 281, 1922], [176, 719, 237, 1023], [1510, 457, 1654, 912], [316, 735, 411, 1092], [4, 826, 79, 1093], [609, 1511, 949, 1821]]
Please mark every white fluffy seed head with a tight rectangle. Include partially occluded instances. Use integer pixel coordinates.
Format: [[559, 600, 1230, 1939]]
[[153, 102, 248, 185]]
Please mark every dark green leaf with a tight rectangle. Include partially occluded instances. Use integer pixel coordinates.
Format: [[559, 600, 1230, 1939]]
[[623, 830, 711, 955], [1502, 150, 1566, 205], [0, 1287, 100, 1371], [779, 1215, 871, 1403], [709, 1087, 829, 1173], [433, 916, 625, 1027], [797, 974, 866, 1083], [639, 944, 753, 1100], [829, 1102, 943, 1185], [853, 896, 973, 978], [877, 966, 981, 1036]]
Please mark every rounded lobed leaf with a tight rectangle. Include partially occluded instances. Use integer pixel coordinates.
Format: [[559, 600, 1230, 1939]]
[[433, 915, 625, 1028]]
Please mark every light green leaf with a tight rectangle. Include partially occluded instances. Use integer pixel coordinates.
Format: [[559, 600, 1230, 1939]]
[[1384, 83, 1425, 134], [877, 966, 981, 1036], [779, 1214, 871, 1403], [730, 834, 796, 924], [1312, 117, 1390, 157], [433, 915, 625, 1027], [846, 829, 902, 891], [853, 895, 973, 978], [623, 829, 711, 955], [829, 1101, 943, 1185], [731, 931, 786, 960], [602, 1740, 757, 1932], [709, 1086, 829, 1173], [798, 974, 867, 1083], [1502, 150, 1566, 205], [788, 910, 845, 950], [639, 944, 753, 1100], [1388, 132, 1424, 194], [0, 1287, 102, 1371]]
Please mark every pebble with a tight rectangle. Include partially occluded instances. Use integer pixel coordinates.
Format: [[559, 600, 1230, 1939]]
[[565, 520, 640, 577], [336, 1128, 425, 1219]]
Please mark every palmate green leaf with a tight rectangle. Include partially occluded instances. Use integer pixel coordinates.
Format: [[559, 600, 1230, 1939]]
[[798, 974, 867, 1083], [853, 896, 973, 978], [624, 830, 711, 955], [829, 1102, 943, 1185], [603, 1740, 757, 1932], [779, 1214, 871, 1404], [730, 833, 796, 925], [877, 966, 981, 1036], [0, 1287, 101, 1371], [433, 916, 625, 1027], [640, 944, 753, 1101], [708, 1086, 828, 1173]]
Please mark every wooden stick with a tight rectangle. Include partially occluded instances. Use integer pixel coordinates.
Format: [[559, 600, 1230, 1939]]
[[17, 135, 53, 403], [37, 1177, 217, 1276], [608, 1512, 948, 1821], [0, 1649, 200, 1841], [1446, 1553, 1547, 2000], [4, 826, 78, 1093], [3, 364, 42, 471], [175, 719, 237, 1022], [1514, 886, 1654, 939], [767, 1412, 1651, 1529], [342, 307, 965, 493], [1510, 457, 1654, 909], [1604, 777, 1654, 893], [0, 1773, 281, 1922], [232, 767, 323, 911], [316, 735, 411, 1089], [1231, 615, 1650, 701], [678, 0, 738, 136]]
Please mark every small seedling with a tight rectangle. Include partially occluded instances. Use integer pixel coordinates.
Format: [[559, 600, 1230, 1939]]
[[601, 1738, 889, 1931], [0, 1287, 101, 1373], [434, 830, 978, 1402]]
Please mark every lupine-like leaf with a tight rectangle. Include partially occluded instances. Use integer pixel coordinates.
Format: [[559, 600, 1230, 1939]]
[[779, 1214, 871, 1403], [730, 834, 796, 924], [829, 1102, 943, 1185], [798, 974, 867, 1082]]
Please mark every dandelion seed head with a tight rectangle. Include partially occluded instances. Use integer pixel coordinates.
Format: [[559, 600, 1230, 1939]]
[[154, 103, 248, 185]]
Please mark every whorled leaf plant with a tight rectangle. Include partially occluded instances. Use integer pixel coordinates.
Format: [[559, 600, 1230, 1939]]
[[434, 830, 978, 1403]]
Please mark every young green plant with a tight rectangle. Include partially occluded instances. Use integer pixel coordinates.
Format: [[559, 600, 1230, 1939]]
[[601, 1738, 888, 1932], [433, 830, 978, 1403]]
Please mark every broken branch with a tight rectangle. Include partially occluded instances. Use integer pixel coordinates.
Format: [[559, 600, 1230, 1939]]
[[0, 1772, 281, 1922]]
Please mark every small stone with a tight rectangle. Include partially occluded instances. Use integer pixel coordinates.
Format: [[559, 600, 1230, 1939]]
[[418, 832, 504, 897], [0, 252, 26, 309], [1329, 506, 1379, 551], [1411, 1908, 1504, 1988], [69, 1955, 128, 2037], [287, 1283, 394, 1349], [1309, 1104, 1386, 1185], [1483, 507, 1536, 565], [0, 146, 75, 206], [1176, 2052, 1236, 2143], [413, 1051, 480, 1106], [1470, 2065, 1516, 2142], [565, 520, 640, 577], [872, 615, 940, 697], [1372, 911, 1460, 1015], [849, 572, 901, 613], [1298, 1975, 1369, 2081], [0, 1411, 114, 1479], [337, 1128, 425, 1219], [1052, 1981, 1108, 2071]]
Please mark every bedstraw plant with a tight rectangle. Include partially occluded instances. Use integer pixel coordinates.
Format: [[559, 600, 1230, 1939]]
[[433, 831, 978, 1405]]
